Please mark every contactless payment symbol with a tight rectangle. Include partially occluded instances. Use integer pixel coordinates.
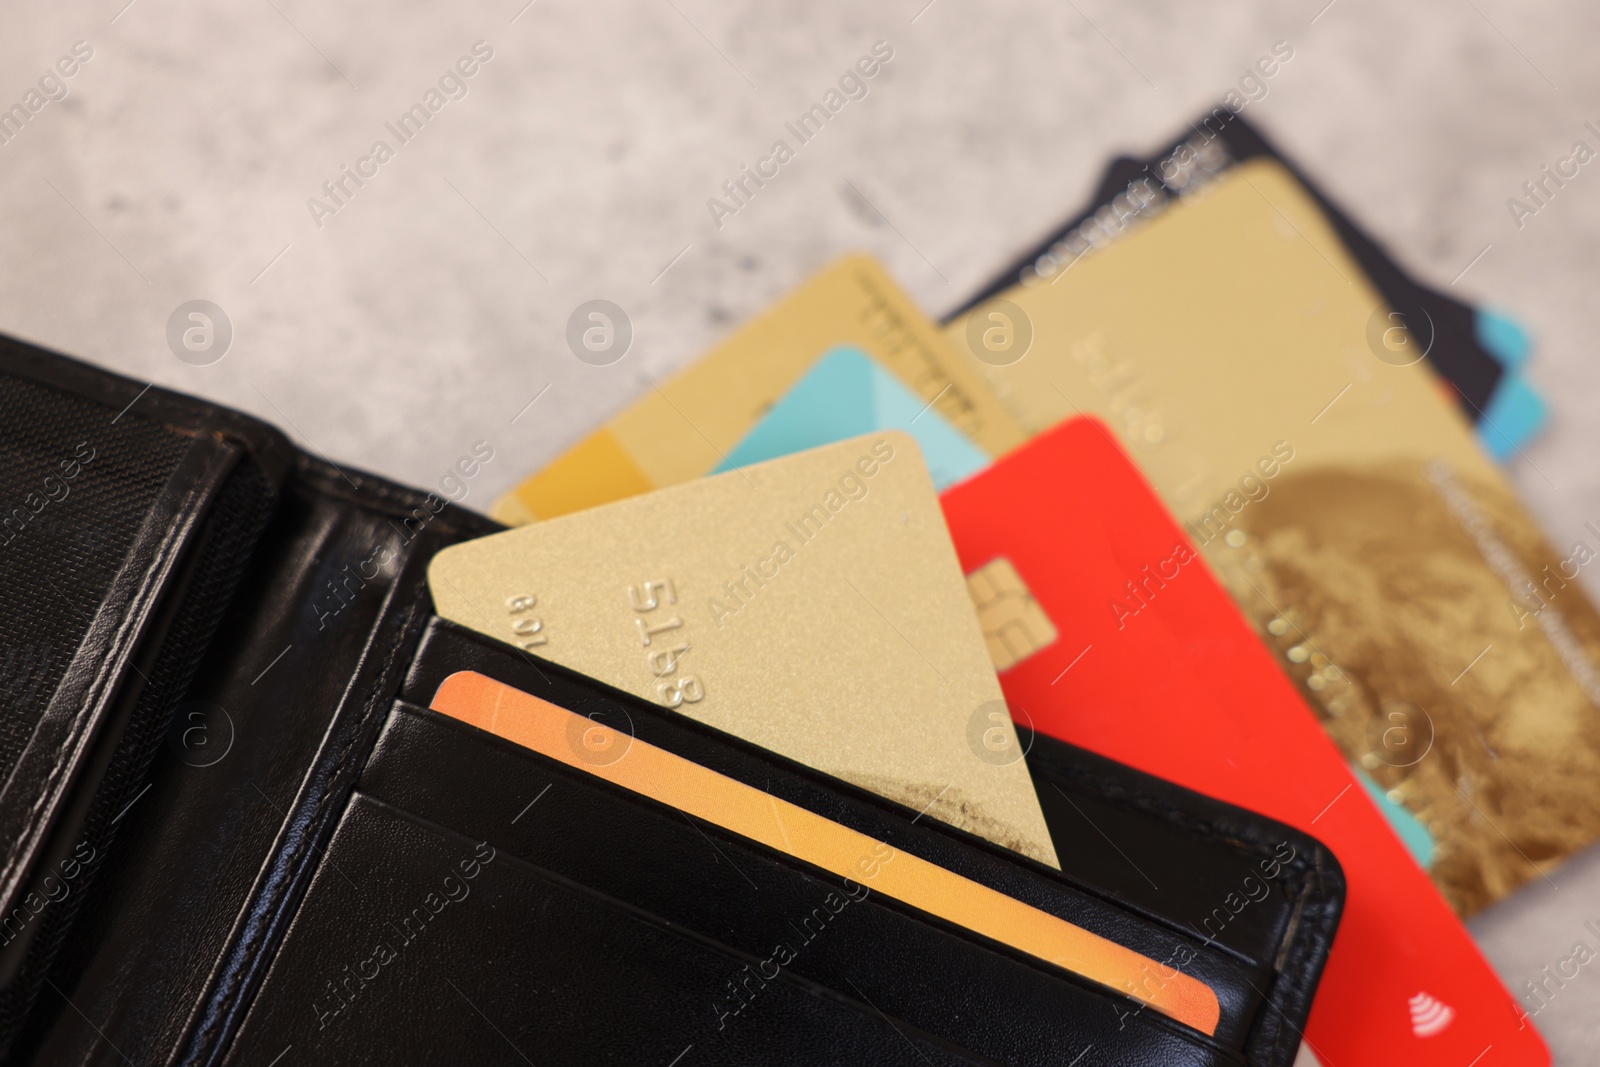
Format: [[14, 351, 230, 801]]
[[1407, 991, 1454, 1037]]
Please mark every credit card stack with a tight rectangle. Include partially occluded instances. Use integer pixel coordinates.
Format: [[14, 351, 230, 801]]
[[8, 109, 1588, 1067], [464, 112, 1586, 1066]]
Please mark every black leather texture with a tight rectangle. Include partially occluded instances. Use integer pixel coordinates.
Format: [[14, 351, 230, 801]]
[[0, 336, 1343, 1066]]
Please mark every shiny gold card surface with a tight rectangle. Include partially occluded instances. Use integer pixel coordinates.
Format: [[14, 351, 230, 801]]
[[492, 254, 1025, 524], [435, 432, 1058, 867], [947, 158, 1600, 914]]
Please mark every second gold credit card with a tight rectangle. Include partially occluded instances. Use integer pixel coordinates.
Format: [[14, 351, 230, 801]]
[[431, 432, 1058, 867], [492, 254, 1024, 524]]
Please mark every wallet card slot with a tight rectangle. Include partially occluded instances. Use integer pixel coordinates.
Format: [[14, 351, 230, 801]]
[[1024, 741, 1344, 1067], [363, 699, 1249, 1062], [1029, 754, 1297, 966], [222, 791, 1009, 1067], [396, 618, 1341, 1062]]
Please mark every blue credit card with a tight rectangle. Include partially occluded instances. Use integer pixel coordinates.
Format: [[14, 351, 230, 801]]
[[1477, 371, 1549, 462], [713, 346, 989, 490], [1354, 765, 1436, 870], [1472, 308, 1548, 461]]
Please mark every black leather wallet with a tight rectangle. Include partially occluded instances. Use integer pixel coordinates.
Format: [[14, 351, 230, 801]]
[[0, 334, 1343, 1066]]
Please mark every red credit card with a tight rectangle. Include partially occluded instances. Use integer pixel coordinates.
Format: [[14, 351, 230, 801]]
[[940, 417, 1546, 1067]]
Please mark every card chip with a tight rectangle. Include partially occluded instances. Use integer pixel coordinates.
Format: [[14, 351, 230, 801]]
[[965, 557, 1057, 671]]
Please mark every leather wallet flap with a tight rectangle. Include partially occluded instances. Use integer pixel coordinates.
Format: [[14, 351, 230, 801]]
[[0, 337, 288, 981]]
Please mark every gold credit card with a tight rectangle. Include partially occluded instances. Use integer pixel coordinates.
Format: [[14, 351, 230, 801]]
[[433, 433, 1058, 866], [491, 254, 1025, 524], [430, 671, 1218, 1034], [947, 156, 1600, 914]]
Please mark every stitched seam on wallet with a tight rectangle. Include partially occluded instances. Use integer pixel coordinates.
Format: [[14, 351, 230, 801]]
[[291, 454, 499, 539], [193, 586, 426, 1056], [1265, 852, 1340, 1062], [1255, 841, 1335, 1063], [1029, 746, 1339, 1064], [8, 341, 242, 435], [1229, 851, 1334, 1064], [1030, 748, 1286, 853], [3, 459, 208, 896], [0, 341, 291, 467]]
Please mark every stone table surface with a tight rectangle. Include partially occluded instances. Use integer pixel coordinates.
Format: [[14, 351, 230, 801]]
[[3, 0, 1599, 1060]]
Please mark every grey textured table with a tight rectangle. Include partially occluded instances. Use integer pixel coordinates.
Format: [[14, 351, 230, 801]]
[[3, 0, 1598, 1060]]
